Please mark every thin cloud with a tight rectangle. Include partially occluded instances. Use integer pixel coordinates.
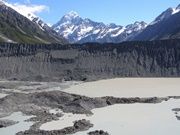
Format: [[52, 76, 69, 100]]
[[4, 1, 49, 16], [13, 3, 49, 14], [11, 3, 49, 15]]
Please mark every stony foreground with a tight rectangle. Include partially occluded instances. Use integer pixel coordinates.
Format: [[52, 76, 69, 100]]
[[0, 88, 180, 135]]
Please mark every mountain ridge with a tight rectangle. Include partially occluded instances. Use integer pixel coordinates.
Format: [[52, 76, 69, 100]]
[[134, 4, 180, 41], [52, 11, 147, 43], [1, 1, 180, 44], [0, 1, 67, 44], [53, 4, 180, 43]]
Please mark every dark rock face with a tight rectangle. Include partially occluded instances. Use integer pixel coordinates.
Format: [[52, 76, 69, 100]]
[[0, 40, 179, 81]]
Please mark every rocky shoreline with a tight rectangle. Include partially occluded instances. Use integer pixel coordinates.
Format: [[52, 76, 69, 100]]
[[17, 119, 93, 135], [0, 90, 180, 135]]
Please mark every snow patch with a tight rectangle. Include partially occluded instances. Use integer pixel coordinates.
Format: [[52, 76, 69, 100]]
[[172, 8, 180, 15], [53, 11, 147, 43], [111, 28, 125, 37]]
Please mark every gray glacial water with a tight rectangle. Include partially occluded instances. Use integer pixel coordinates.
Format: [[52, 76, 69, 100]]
[[0, 112, 34, 135]]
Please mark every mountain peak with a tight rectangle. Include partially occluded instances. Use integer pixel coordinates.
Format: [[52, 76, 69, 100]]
[[149, 4, 180, 26], [65, 11, 79, 18], [150, 7, 174, 25], [58, 11, 82, 25], [53, 12, 147, 43]]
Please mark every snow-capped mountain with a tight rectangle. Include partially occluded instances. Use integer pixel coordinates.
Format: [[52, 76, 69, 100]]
[[134, 4, 180, 41], [150, 4, 180, 26], [52, 11, 147, 43]]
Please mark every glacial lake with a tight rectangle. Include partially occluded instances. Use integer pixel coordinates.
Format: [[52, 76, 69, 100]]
[[40, 78, 180, 135], [0, 112, 34, 135], [41, 99, 180, 135], [1, 78, 180, 135], [61, 78, 180, 98]]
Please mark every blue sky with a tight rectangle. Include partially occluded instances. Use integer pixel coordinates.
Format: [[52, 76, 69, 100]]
[[7, 0, 180, 26]]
